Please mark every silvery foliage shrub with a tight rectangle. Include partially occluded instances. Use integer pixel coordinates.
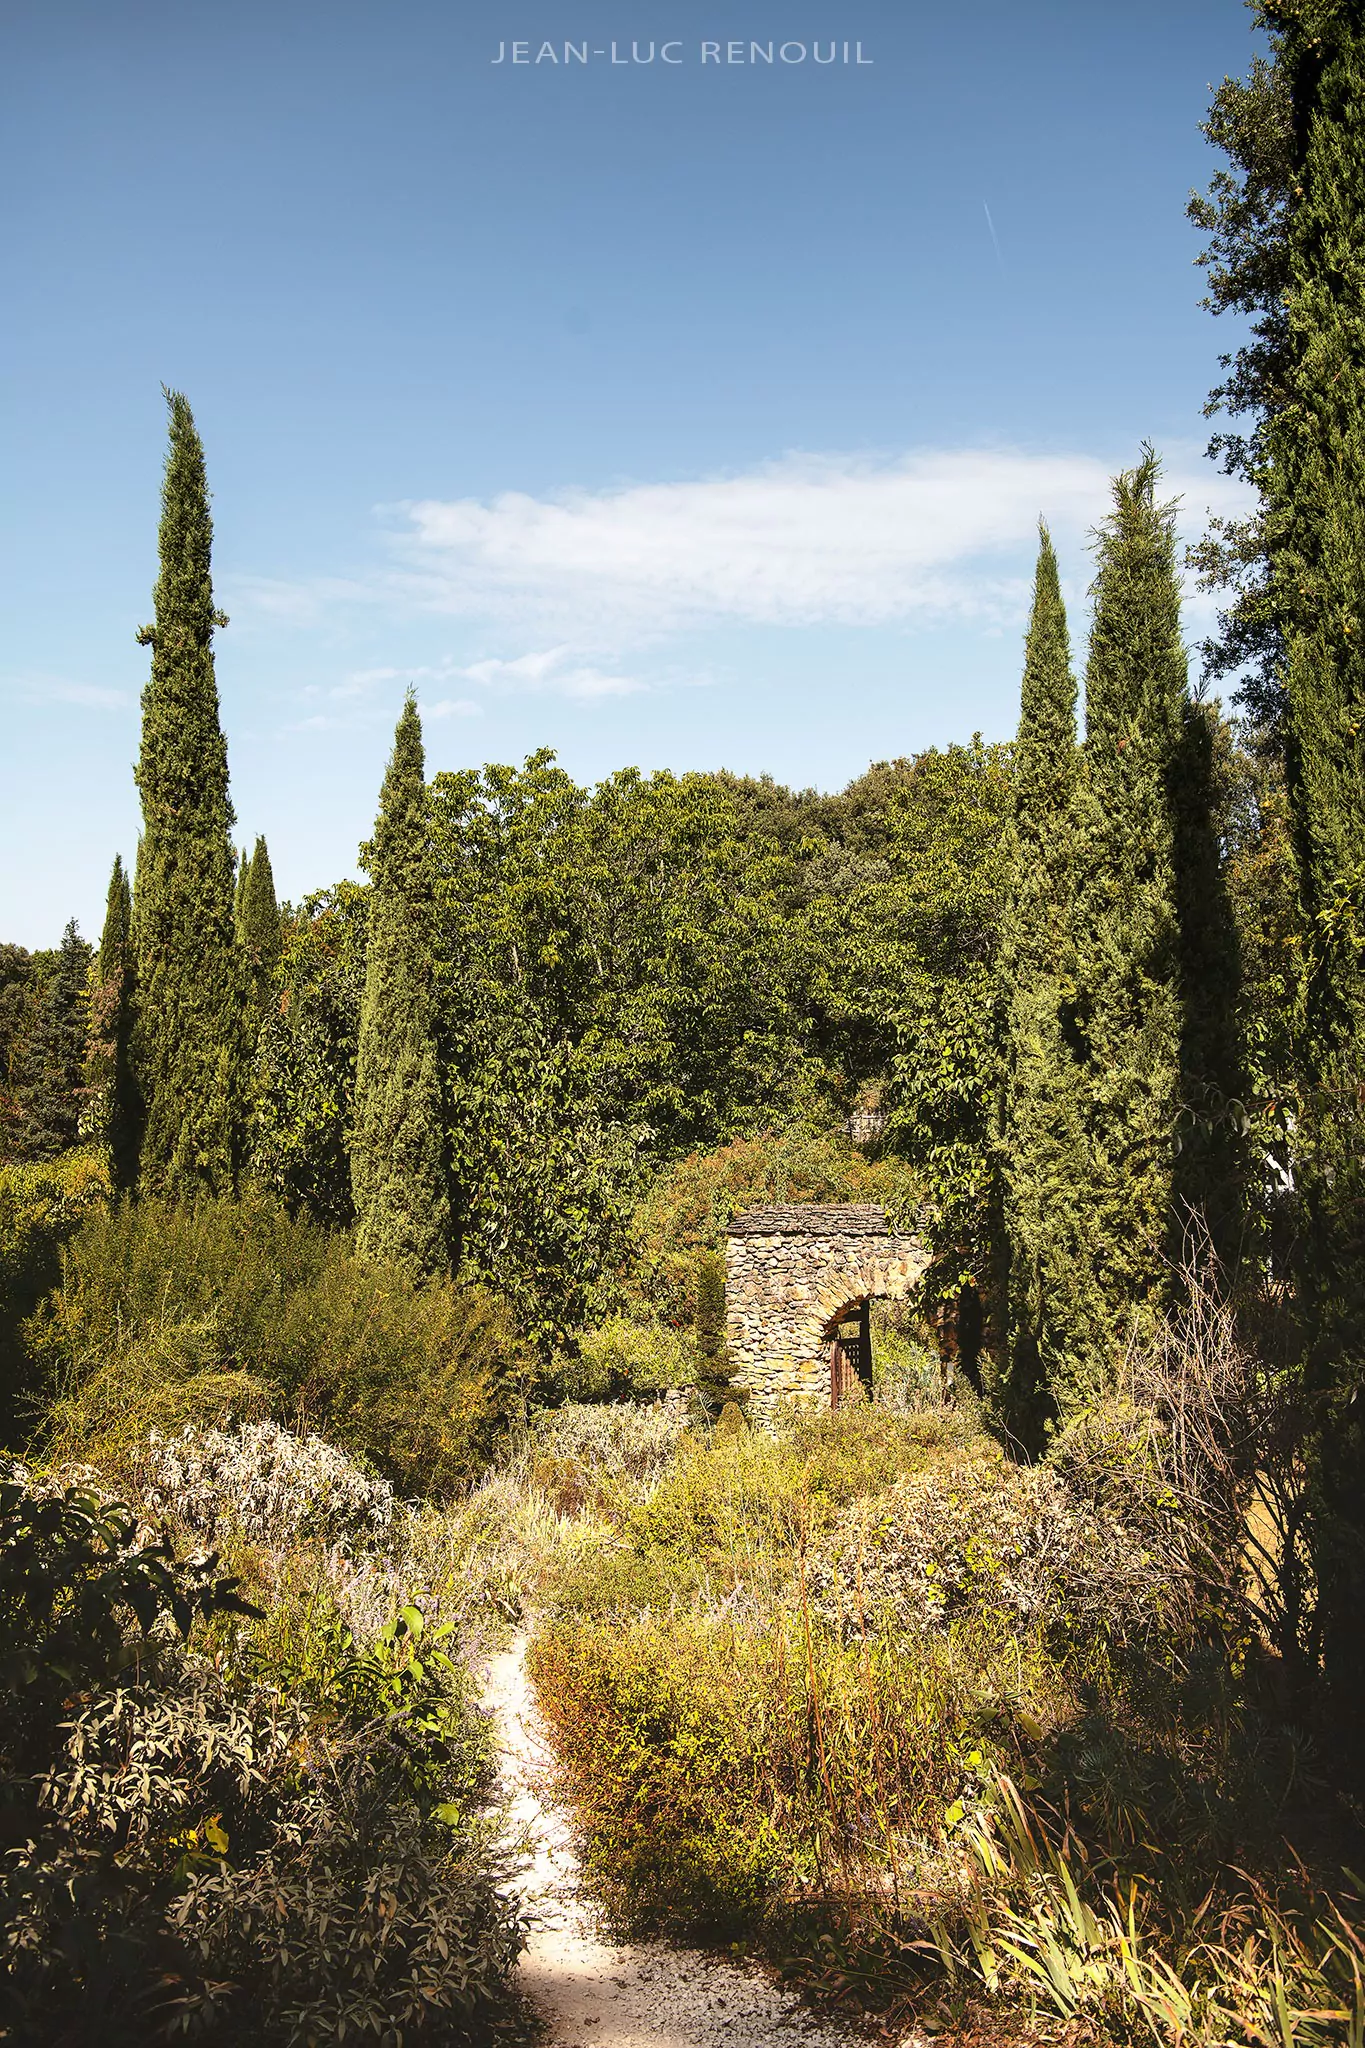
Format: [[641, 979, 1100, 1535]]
[[138, 1419, 394, 1556], [4, 1645, 523, 2045], [511, 1400, 689, 1517], [803, 1451, 1174, 1648], [527, 1399, 688, 1479]]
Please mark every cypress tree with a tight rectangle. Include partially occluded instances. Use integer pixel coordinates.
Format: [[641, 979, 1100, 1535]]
[[996, 527, 1093, 1449], [1261, 0, 1365, 1700], [85, 855, 141, 1188], [13, 920, 91, 1161], [1063, 452, 1187, 1413], [131, 389, 245, 1198], [240, 834, 282, 1021], [350, 693, 451, 1279]]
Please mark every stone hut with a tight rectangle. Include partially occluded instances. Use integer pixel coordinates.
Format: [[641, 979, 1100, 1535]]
[[724, 1203, 930, 1422]]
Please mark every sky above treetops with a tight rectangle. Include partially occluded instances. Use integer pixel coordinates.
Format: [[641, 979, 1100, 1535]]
[[1, 0, 1261, 944]]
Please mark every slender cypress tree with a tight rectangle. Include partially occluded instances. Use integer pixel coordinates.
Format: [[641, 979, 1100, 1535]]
[[996, 527, 1093, 1448], [240, 835, 282, 1017], [1261, 0, 1365, 1701], [233, 846, 250, 939], [350, 694, 451, 1279], [1062, 452, 1187, 1413], [85, 856, 141, 1188], [131, 390, 245, 1198]]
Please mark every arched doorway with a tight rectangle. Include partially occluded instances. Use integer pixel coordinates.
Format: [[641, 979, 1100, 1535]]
[[823, 1297, 873, 1409]]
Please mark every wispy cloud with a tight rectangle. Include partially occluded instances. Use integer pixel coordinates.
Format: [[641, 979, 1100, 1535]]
[[368, 447, 1252, 640], [11, 676, 132, 712], [456, 647, 647, 700], [236, 445, 1255, 704]]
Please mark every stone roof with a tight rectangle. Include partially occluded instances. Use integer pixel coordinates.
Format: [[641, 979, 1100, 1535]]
[[727, 1203, 891, 1237]]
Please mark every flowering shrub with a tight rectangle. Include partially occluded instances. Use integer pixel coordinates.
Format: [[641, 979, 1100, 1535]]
[[136, 1419, 395, 1555]]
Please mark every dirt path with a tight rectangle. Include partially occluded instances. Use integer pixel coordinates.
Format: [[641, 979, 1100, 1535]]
[[485, 1634, 868, 2048]]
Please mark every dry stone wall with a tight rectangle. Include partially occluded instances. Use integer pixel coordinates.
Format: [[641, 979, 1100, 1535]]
[[724, 1203, 930, 1422]]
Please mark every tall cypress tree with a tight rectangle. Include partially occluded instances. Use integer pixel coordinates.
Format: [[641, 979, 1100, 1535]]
[[350, 693, 451, 1279], [131, 389, 244, 1199], [1063, 452, 1188, 1413], [85, 856, 141, 1188], [1261, 0, 1365, 1701], [996, 527, 1093, 1449]]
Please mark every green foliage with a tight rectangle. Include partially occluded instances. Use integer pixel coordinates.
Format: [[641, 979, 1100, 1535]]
[[550, 1313, 697, 1403], [1187, 39, 1294, 726], [4, 920, 92, 1164], [250, 882, 368, 1228], [351, 695, 451, 1281], [85, 856, 140, 1189], [26, 1194, 527, 1496], [996, 528, 1086, 1447], [0, 1466, 261, 1771], [0, 1148, 111, 1441], [1257, 0, 1365, 1704], [628, 1128, 920, 1327], [0, 1463, 522, 2046], [881, 741, 1012, 1313], [693, 1249, 726, 1366], [238, 833, 281, 1028], [1048, 453, 1189, 1417], [132, 389, 245, 1199]]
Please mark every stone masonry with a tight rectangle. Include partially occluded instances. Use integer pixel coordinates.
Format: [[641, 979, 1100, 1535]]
[[724, 1203, 931, 1422]]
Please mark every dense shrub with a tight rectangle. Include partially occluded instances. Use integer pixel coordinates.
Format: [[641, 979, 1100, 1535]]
[[529, 1607, 1050, 1940], [135, 1419, 396, 1555], [25, 1194, 529, 1494], [0, 1461, 524, 2046], [545, 1312, 698, 1402], [514, 1399, 689, 1517], [0, 1149, 110, 1439]]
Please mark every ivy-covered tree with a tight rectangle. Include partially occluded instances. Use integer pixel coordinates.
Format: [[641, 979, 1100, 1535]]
[[131, 390, 244, 1198], [350, 695, 451, 1280], [84, 857, 140, 1188], [995, 528, 1090, 1449]]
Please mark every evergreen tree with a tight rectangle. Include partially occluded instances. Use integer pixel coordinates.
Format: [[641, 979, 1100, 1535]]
[[350, 693, 451, 1280], [85, 856, 141, 1187], [240, 835, 281, 1019], [131, 389, 245, 1199], [14, 921, 91, 1160], [1063, 452, 1188, 1414], [233, 845, 250, 939], [1260, 0, 1365, 1702], [996, 527, 1092, 1449]]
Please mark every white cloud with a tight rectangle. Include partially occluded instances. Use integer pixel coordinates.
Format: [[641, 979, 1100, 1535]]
[[13, 677, 131, 711], [372, 446, 1253, 642], [456, 647, 647, 700], [426, 697, 483, 719]]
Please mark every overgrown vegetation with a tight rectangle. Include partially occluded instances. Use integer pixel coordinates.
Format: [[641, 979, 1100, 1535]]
[[4, 6, 1365, 2040]]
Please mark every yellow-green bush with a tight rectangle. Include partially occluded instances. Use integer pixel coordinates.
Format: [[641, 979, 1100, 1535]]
[[529, 1606, 1052, 1940], [25, 1194, 529, 1496], [549, 1313, 698, 1401], [0, 1149, 111, 1441]]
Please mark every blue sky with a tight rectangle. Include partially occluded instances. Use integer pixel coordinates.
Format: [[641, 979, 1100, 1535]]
[[1, 0, 1261, 945]]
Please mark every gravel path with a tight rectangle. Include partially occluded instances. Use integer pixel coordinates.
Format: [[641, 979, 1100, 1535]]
[[485, 1635, 868, 2048]]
